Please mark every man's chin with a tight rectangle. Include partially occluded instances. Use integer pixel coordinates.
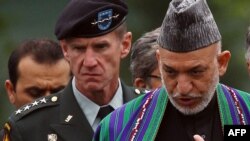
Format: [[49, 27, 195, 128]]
[[170, 99, 206, 115], [85, 84, 102, 91], [176, 106, 205, 115]]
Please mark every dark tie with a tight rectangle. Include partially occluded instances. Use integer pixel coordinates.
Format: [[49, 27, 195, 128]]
[[97, 105, 114, 120]]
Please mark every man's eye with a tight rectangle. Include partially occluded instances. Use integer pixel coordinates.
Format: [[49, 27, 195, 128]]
[[166, 70, 174, 74], [190, 70, 204, 76], [74, 47, 85, 51], [163, 66, 177, 77], [95, 43, 108, 49], [27, 89, 45, 99], [70, 45, 85, 51], [164, 69, 176, 75]]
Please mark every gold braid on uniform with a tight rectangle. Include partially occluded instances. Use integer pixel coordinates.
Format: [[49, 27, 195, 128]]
[[3, 122, 11, 141]]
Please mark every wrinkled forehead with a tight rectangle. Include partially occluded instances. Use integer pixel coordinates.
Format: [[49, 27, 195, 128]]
[[62, 31, 117, 45], [158, 43, 219, 62]]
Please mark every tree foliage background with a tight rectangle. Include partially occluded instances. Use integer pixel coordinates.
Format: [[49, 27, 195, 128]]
[[0, 0, 250, 126]]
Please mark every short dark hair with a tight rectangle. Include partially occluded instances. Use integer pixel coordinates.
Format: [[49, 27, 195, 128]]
[[114, 21, 128, 40], [8, 38, 65, 89], [130, 27, 160, 82]]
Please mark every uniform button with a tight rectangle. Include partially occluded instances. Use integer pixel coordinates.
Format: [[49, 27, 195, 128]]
[[135, 89, 141, 95], [51, 96, 58, 102]]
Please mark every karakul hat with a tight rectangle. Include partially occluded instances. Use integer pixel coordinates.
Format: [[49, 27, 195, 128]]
[[157, 0, 221, 52]]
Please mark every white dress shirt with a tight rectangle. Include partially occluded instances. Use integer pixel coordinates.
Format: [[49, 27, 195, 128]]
[[72, 77, 123, 131]]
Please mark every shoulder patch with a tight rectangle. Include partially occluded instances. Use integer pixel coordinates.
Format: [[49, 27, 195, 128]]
[[11, 95, 60, 121]]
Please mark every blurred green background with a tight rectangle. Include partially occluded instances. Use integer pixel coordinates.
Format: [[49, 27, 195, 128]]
[[0, 0, 250, 127]]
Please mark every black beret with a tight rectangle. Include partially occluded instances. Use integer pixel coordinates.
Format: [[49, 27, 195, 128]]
[[55, 0, 128, 40], [157, 0, 221, 52]]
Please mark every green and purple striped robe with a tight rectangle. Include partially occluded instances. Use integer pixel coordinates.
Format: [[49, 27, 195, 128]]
[[93, 83, 250, 141]]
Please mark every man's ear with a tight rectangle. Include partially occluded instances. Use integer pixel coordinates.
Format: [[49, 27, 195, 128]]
[[133, 78, 147, 89], [121, 32, 132, 58], [156, 49, 160, 61], [247, 61, 250, 75], [60, 41, 70, 62], [217, 50, 231, 76], [156, 49, 162, 71], [5, 80, 16, 105]]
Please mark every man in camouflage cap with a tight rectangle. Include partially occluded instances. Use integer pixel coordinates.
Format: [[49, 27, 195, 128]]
[[93, 0, 250, 141], [1, 0, 143, 141]]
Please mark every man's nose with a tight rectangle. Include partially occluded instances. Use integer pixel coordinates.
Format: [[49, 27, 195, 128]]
[[176, 75, 192, 95], [83, 49, 98, 67]]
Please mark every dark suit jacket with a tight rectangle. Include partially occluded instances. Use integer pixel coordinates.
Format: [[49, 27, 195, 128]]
[[2, 81, 142, 141]]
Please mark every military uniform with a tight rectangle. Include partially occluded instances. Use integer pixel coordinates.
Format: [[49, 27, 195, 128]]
[[1, 81, 144, 141], [1, 0, 140, 140]]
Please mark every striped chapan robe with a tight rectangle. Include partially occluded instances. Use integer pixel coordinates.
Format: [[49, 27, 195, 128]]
[[93, 83, 250, 141]]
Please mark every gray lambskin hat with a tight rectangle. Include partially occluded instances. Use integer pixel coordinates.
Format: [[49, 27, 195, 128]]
[[157, 0, 221, 52]]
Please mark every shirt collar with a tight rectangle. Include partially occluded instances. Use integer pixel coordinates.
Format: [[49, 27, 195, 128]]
[[72, 77, 123, 130]]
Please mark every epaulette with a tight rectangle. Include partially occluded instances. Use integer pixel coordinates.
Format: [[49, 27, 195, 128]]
[[134, 88, 151, 95], [11, 94, 60, 121]]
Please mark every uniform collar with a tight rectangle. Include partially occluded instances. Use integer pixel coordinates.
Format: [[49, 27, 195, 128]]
[[72, 77, 123, 130]]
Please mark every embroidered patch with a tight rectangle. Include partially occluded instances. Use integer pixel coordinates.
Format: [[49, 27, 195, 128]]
[[97, 9, 113, 30], [91, 9, 120, 31]]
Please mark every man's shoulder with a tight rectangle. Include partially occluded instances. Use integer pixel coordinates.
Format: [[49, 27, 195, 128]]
[[219, 83, 250, 98], [116, 88, 160, 114], [10, 94, 61, 122], [1, 93, 62, 141], [121, 82, 148, 95], [120, 81, 148, 102]]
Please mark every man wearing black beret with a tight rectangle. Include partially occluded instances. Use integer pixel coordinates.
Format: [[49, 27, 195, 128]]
[[1, 0, 143, 140]]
